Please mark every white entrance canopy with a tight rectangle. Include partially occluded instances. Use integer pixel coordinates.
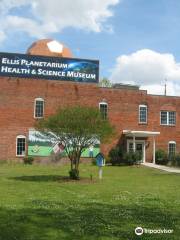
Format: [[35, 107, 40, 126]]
[[123, 130, 160, 137], [123, 130, 160, 164]]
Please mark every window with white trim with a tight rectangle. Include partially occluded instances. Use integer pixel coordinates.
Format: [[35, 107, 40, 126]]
[[160, 111, 176, 125], [139, 105, 147, 123], [16, 135, 26, 156], [99, 102, 108, 119], [128, 143, 134, 153], [34, 98, 44, 118], [168, 141, 176, 158]]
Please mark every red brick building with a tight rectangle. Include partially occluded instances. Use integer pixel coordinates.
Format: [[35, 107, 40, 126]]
[[0, 39, 179, 162]]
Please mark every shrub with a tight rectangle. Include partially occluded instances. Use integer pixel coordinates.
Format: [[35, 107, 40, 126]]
[[133, 151, 142, 164], [168, 154, 176, 166], [155, 149, 167, 165], [175, 153, 180, 167], [124, 151, 142, 165], [108, 146, 124, 165], [105, 156, 111, 165], [23, 156, 34, 165], [123, 152, 133, 165]]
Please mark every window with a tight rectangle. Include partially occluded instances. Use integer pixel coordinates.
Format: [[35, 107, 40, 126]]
[[99, 102, 108, 119], [161, 111, 168, 125], [128, 143, 134, 153], [34, 98, 44, 118], [168, 141, 176, 159], [16, 135, 26, 156], [139, 105, 147, 123], [160, 111, 176, 125], [169, 111, 176, 125]]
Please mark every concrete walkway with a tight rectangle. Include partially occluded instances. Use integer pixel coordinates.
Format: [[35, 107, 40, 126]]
[[142, 162, 180, 173]]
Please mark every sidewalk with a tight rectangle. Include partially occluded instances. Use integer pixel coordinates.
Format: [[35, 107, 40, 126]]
[[142, 162, 180, 174]]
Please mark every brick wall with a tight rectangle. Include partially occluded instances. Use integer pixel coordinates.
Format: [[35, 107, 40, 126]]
[[0, 76, 180, 162]]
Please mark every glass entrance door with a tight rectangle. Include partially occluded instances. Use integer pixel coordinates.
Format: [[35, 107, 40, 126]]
[[136, 143, 143, 162]]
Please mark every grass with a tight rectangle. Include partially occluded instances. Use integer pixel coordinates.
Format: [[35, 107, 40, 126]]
[[0, 163, 180, 240]]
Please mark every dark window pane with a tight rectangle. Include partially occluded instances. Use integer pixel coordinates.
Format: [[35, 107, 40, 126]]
[[100, 103, 108, 119], [139, 106, 147, 123], [168, 143, 176, 158], [35, 100, 44, 118], [17, 138, 25, 156], [161, 111, 167, 125], [169, 111, 176, 125]]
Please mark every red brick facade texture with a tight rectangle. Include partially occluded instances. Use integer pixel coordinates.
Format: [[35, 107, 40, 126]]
[[0, 40, 180, 162], [0, 76, 180, 162]]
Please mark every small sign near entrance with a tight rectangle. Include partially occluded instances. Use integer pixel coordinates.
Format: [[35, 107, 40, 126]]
[[95, 153, 105, 179], [95, 153, 105, 166]]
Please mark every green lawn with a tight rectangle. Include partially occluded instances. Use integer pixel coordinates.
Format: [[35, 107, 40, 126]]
[[0, 163, 180, 240]]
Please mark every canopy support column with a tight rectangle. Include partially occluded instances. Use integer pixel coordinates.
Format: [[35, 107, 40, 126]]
[[133, 134, 136, 152], [153, 136, 156, 164]]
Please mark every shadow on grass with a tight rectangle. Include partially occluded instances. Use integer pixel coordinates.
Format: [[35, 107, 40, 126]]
[[0, 201, 179, 240], [10, 175, 70, 182], [10, 175, 96, 184]]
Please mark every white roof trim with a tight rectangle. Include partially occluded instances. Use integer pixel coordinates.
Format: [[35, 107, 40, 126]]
[[123, 130, 160, 137]]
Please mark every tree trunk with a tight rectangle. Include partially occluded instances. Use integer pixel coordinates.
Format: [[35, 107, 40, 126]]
[[68, 150, 81, 180], [70, 159, 73, 170], [69, 157, 80, 180]]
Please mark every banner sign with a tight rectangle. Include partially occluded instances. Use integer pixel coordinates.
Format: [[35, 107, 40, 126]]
[[0, 52, 99, 83]]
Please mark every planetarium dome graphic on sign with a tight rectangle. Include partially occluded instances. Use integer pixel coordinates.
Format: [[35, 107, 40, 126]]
[[0, 39, 99, 83]]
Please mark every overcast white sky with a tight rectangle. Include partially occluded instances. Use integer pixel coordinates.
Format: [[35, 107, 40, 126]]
[[1, 0, 180, 96]]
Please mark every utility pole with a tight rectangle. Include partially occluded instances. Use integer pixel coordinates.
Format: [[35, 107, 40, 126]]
[[164, 78, 167, 96]]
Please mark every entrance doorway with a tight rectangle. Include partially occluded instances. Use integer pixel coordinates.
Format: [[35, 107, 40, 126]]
[[127, 140, 145, 163]]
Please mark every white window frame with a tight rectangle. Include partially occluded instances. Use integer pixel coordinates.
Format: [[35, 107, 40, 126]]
[[16, 135, 26, 157], [160, 111, 176, 126], [139, 104, 147, 124], [99, 102, 108, 119], [168, 141, 176, 157], [34, 98, 44, 119]]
